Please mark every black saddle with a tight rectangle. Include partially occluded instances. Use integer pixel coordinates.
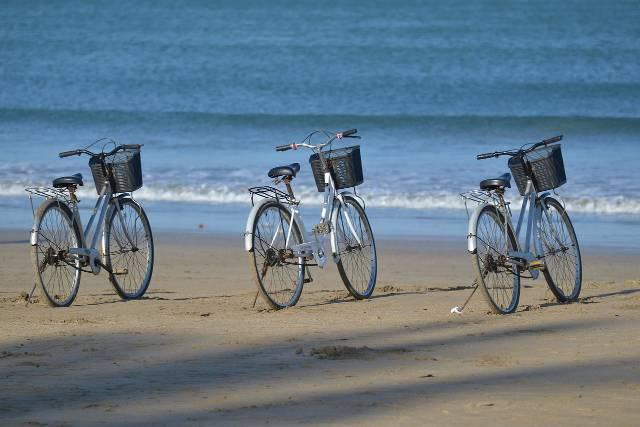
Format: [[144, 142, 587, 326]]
[[268, 163, 300, 179], [480, 173, 511, 190], [53, 173, 84, 188]]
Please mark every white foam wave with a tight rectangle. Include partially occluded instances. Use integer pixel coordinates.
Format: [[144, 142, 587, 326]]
[[3, 182, 640, 216]]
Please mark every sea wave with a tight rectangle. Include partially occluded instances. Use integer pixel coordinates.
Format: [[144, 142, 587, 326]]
[[2, 108, 640, 131], [5, 182, 640, 216]]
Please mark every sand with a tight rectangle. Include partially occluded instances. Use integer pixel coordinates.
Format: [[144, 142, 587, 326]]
[[1, 228, 639, 426]]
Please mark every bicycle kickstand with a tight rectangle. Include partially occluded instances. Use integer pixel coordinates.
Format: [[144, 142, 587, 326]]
[[24, 283, 38, 307], [450, 279, 479, 314]]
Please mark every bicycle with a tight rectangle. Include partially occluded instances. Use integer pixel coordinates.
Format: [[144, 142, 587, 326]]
[[26, 140, 154, 307], [462, 135, 582, 314], [244, 129, 377, 309]]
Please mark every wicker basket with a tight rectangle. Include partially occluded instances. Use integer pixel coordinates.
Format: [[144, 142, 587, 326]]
[[508, 145, 566, 195], [89, 148, 143, 194], [309, 146, 363, 192]]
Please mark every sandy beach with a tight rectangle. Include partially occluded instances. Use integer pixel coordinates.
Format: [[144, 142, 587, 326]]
[[0, 228, 638, 426]]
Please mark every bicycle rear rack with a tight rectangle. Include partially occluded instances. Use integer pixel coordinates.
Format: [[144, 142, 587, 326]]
[[248, 186, 299, 206], [460, 189, 509, 219], [25, 187, 72, 219]]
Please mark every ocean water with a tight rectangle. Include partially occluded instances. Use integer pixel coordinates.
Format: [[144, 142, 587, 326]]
[[1, 1, 639, 247]]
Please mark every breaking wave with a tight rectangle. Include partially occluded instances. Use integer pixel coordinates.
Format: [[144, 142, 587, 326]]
[[4, 182, 640, 216]]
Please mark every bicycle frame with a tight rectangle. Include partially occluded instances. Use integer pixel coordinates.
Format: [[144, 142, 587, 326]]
[[244, 154, 364, 269], [468, 177, 559, 280], [31, 182, 136, 275]]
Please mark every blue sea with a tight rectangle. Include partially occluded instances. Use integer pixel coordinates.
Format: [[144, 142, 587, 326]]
[[1, 0, 639, 247]]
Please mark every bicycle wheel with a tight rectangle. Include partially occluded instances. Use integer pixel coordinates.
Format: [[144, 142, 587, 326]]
[[333, 195, 377, 299], [538, 196, 582, 302], [104, 198, 154, 299], [31, 199, 82, 307], [472, 205, 520, 314], [249, 201, 305, 309]]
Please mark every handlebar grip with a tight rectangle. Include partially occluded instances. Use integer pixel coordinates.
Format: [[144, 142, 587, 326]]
[[275, 144, 293, 152], [542, 135, 562, 145], [476, 152, 497, 160], [121, 144, 142, 150], [59, 150, 80, 158], [338, 129, 357, 138]]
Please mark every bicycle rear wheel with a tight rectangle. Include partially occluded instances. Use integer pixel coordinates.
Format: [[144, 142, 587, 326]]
[[333, 195, 377, 299], [104, 198, 154, 299], [249, 201, 305, 309], [31, 199, 82, 307], [472, 205, 520, 314], [538, 196, 582, 302]]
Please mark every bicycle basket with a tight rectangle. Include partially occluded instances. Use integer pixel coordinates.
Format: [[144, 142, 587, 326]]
[[89, 148, 143, 194], [309, 145, 363, 192], [508, 145, 566, 196]]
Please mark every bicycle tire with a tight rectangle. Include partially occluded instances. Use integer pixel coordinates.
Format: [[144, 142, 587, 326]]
[[31, 199, 82, 307], [249, 201, 305, 309], [472, 204, 521, 314], [538, 196, 582, 302], [333, 195, 377, 299], [104, 198, 154, 299]]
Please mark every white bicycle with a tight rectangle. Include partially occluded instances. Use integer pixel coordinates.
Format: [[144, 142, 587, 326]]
[[26, 141, 154, 307], [245, 129, 377, 309], [463, 135, 582, 314]]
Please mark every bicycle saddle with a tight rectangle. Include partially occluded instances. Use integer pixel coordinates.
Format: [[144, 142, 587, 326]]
[[268, 163, 300, 179], [53, 173, 84, 188], [480, 173, 511, 190]]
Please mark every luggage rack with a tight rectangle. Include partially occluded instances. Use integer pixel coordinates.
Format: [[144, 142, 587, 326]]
[[248, 186, 299, 206], [25, 187, 73, 218], [460, 189, 509, 219]]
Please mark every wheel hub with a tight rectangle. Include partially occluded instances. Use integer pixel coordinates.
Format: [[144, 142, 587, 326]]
[[265, 248, 279, 267], [45, 247, 57, 265], [485, 254, 498, 273]]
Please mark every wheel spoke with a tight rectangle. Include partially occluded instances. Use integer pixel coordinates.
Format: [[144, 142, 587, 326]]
[[538, 199, 581, 300], [34, 203, 80, 306], [475, 207, 519, 314], [105, 201, 153, 298], [251, 204, 304, 308], [335, 199, 376, 299]]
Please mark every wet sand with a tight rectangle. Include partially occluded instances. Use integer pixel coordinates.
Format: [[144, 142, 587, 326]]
[[1, 229, 639, 426]]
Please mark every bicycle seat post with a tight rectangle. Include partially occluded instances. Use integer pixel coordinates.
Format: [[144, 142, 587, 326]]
[[67, 185, 79, 203], [283, 177, 295, 199]]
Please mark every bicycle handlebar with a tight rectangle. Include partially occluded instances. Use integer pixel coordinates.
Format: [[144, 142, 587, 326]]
[[476, 135, 562, 161], [59, 144, 143, 159], [59, 150, 82, 158], [275, 144, 294, 152], [338, 129, 358, 138], [274, 129, 359, 152]]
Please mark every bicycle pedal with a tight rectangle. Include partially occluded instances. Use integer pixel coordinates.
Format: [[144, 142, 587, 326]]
[[528, 260, 545, 270], [312, 222, 331, 235], [113, 268, 129, 275]]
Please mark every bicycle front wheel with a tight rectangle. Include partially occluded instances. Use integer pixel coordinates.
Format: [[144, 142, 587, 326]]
[[472, 205, 520, 314], [249, 201, 305, 309], [538, 196, 582, 302], [31, 199, 82, 307], [104, 198, 154, 299], [333, 195, 377, 299]]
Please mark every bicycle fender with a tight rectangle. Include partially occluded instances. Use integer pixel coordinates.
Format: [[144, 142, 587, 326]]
[[244, 198, 306, 252], [101, 195, 137, 256], [329, 192, 363, 256], [30, 221, 38, 245], [467, 202, 492, 254]]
